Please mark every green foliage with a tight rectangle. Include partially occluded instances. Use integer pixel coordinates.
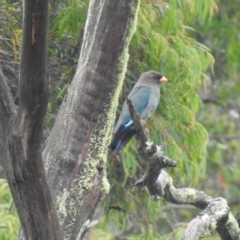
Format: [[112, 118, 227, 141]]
[[0, 1, 22, 102], [51, 0, 88, 39], [104, 0, 216, 238], [121, 0, 215, 183], [113, 0, 215, 191], [4, 0, 240, 239], [196, 0, 240, 214], [0, 179, 20, 239]]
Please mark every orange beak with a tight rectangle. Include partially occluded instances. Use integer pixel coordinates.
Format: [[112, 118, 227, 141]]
[[159, 76, 168, 83]]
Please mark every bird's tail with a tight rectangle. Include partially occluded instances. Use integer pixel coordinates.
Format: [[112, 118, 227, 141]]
[[109, 126, 136, 155]]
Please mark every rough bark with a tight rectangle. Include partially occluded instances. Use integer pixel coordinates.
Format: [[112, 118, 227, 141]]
[[41, 0, 140, 239], [0, 67, 16, 178], [0, 0, 62, 239], [0, 0, 140, 239]]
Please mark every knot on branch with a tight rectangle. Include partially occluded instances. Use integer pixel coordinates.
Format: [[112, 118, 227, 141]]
[[144, 142, 177, 168], [127, 99, 176, 200]]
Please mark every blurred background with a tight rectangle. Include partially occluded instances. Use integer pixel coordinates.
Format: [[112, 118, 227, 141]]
[[0, 0, 239, 239]]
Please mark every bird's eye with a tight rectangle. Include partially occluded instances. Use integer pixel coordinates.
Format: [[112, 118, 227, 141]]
[[155, 75, 161, 82]]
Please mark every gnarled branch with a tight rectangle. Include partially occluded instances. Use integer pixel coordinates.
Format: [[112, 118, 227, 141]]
[[127, 99, 240, 240]]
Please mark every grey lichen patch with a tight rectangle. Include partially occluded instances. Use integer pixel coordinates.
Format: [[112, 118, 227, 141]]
[[101, 171, 110, 194], [168, 181, 200, 203], [56, 188, 70, 225], [82, 0, 141, 198], [77, 156, 99, 190], [94, 0, 141, 155], [102, 0, 140, 135], [180, 188, 200, 202], [44, 151, 55, 174], [61, 146, 75, 163], [124, 0, 140, 48], [227, 213, 240, 236], [209, 217, 217, 231], [92, 108, 116, 162], [45, 144, 73, 176], [53, 157, 101, 237], [55, 178, 91, 238]]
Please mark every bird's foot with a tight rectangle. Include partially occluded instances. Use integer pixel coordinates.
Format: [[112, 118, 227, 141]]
[[140, 119, 147, 126]]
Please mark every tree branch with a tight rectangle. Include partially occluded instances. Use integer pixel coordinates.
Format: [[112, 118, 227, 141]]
[[0, 66, 16, 177], [235, 211, 240, 228], [1, 0, 62, 239], [0, 66, 16, 178], [127, 99, 240, 240], [0, 66, 16, 122]]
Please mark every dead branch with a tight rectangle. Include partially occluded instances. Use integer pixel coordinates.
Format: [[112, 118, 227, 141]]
[[127, 99, 240, 240]]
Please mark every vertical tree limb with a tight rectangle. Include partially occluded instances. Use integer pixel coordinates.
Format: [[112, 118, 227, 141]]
[[0, 67, 16, 121], [0, 66, 16, 158], [0, 67, 16, 178], [1, 0, 62, 239], [42, 0, 140, 239]]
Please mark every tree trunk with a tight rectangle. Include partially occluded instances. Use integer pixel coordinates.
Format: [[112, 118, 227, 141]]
[[0, 0, 62, 239], [42, 0, 140, 238]]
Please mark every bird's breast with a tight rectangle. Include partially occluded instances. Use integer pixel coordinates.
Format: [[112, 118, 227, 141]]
[[141, 90, 160, 119]]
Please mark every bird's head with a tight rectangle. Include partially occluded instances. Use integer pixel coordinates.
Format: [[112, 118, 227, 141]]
[[138, 70, 168, 88]]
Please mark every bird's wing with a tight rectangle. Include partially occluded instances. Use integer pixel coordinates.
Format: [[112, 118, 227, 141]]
[[114, 87, 151, 133]]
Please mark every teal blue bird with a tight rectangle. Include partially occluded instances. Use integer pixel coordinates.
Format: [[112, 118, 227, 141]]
[[109, 70, 168, 154]]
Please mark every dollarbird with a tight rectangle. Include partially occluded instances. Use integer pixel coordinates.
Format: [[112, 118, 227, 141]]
[[109, 70, 168, 154]]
